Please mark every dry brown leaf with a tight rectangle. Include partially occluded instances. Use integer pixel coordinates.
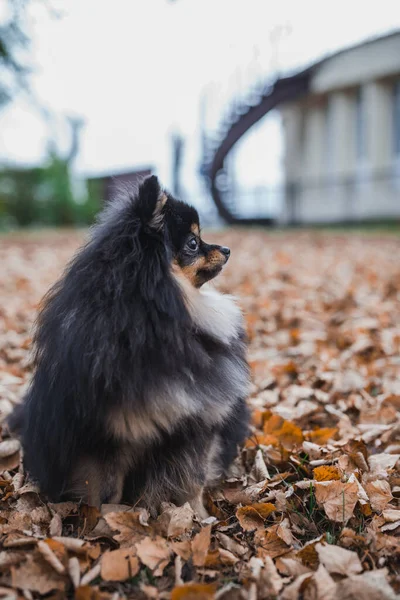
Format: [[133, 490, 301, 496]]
[[382, 508, 400, 522], [280, 572, 312, 600], [160, 502, 194, 538], [316, 542, 363, 575], [364, 480, 393, 512], [37, 539, 66, 574], [236, 503, 276, 531], [135, 535, 171, 576], [307, 564, 337, 600], [104, 509, 149, 547], [259, 555, 284, 596], [11, 553, 66, 594], [315, 480, 358, 522], [277, 556, 313, 577], [191, 525, 212, 567], [336, 568, 397, 600], [170, 539, 192, 561], [216, 532, 248, 558], [255, 529, 291, 559], [49, 512, 63, 537], [100, 548, 139, 581]]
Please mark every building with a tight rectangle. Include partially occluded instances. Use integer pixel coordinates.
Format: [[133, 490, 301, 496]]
[[201, 31, 400, 225], [87, 167, 153, 205], [281, 31, 400, 224]]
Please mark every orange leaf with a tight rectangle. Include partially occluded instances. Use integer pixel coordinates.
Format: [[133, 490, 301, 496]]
[[313, 466, 341, 482], [250, 503, 277, 518], [236, 503, 276, 531], [307, 428, 338, 445], [263, 414, 303, 450], [192, 525, 211, 567], [171, 583, 217, 600]]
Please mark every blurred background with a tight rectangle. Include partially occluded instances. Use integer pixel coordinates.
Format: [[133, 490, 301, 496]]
[[0, 0, 400, 229]]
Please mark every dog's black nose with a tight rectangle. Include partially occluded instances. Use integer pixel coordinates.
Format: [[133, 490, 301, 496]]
[[220, 246, 230, 260]]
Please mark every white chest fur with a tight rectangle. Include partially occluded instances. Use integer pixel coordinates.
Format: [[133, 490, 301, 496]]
[[174, 274, 244, 344], [189, 286, 244, 343]]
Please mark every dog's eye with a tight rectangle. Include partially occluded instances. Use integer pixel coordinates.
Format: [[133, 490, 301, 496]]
[[186, 237, 198, 251]]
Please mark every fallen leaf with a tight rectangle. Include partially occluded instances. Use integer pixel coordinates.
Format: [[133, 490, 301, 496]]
[[159, 502, 194, 538], [236, 503, 276, 531], [307, 428, 338, 445], [336, 568, 397, 600], [104, 509, 150, 546], [11, 553, 66, 594], [216, 532, 248, 558], [255, 529, 291, 559], [37, 540, 66, 574], [382, 508, 400, 522], [135, 535, 171, 576], [170, 539, 192, 561], [365, 480, 393, 512], [263, 414, 304, 450], [313, 465, 341, 482], [171, 583, 217, 600], [315, 481, 358, 522], [316, 542, 363, 575], [368, 454, 399, 474], [100, 548, 139, 581], [192, 525, 212, 567]]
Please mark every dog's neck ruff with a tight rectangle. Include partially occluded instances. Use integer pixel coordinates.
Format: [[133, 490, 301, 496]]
[[173, 272, 243, 344]]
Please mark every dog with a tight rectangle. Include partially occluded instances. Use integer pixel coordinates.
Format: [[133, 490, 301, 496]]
[[9, 176, 250, 516]]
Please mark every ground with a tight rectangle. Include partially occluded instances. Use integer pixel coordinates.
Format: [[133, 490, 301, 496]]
[[0, 229, 399, 599]]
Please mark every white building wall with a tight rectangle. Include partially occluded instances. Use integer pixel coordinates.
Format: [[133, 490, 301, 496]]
[[280, 34, 400, 224]]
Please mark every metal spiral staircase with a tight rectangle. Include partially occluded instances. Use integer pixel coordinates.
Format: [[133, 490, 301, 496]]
[[200, 68, 312, 225]]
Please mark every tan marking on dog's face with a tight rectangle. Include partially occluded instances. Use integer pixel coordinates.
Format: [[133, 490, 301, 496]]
[[191, 223, 200, 236], [177, 248, 227, 288]]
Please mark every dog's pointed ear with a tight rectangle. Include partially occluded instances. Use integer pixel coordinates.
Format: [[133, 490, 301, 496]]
[[136, 175, 167, 230]]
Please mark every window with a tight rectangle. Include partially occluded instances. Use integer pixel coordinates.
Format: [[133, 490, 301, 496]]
[[394, 81, 400, 156], [355, 87, 366, 161]]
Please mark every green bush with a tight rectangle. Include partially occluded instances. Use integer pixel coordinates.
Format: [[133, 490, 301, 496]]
[[0, 155, 101, 229]]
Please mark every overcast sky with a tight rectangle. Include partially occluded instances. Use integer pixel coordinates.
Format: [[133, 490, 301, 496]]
[[1, 0, 400, 206]]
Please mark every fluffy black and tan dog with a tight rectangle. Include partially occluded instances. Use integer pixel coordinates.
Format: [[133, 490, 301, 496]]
[[9, 176, 250, 515]]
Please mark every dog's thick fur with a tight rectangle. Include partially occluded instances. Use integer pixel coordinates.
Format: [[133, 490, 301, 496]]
[[9, 176, 250, 513]]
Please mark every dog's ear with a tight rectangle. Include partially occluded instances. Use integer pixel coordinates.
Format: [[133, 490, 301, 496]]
[[135, 175, 167, 230]]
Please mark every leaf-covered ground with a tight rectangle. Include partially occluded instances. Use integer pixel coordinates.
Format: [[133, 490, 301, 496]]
[[0, 229, 399, 599]]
